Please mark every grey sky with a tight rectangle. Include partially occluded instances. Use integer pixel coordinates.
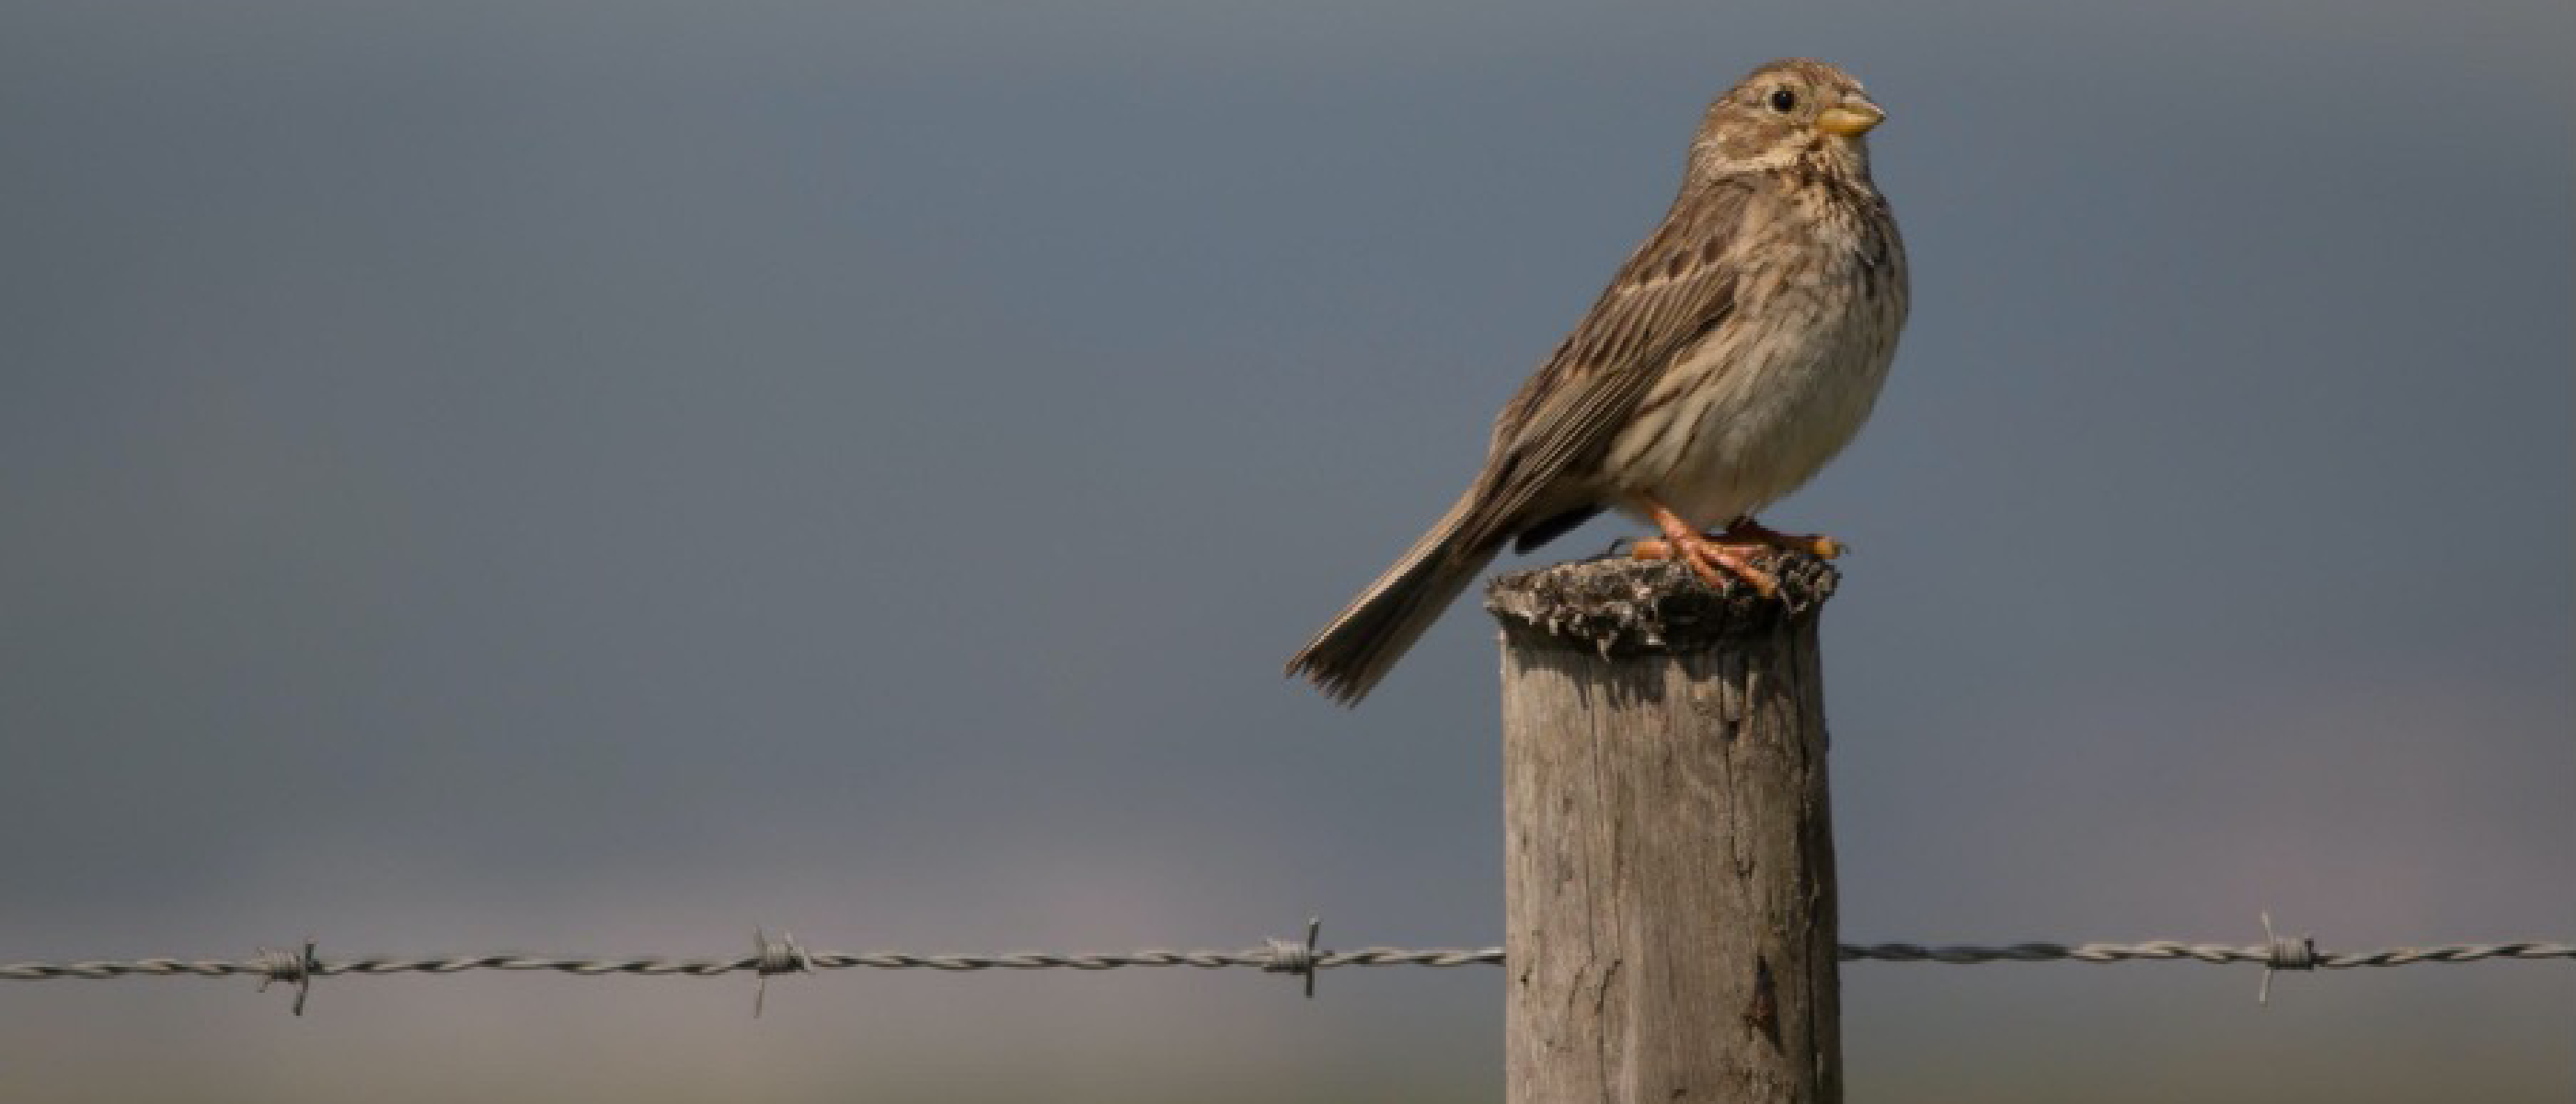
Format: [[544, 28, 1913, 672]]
[[4, 2, 2570, 1100]]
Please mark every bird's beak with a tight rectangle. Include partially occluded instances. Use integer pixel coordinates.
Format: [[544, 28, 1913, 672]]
[[1815, 96, 1885, 137]]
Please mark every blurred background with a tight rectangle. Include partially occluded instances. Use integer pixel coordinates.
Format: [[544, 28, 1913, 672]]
[[3, 2, 2569, 1100]]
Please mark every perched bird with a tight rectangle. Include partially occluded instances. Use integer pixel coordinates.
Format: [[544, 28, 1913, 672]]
[[1288, 58, 1908, 704]]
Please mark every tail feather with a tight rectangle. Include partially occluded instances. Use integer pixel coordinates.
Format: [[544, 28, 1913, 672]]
[[1287, 491, 1501, 705]]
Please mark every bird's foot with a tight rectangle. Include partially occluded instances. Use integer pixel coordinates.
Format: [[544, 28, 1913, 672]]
[[1718, 515, 1846, 559], [1629, 507, 1781, 598], [1627, 536, 1781, 596]]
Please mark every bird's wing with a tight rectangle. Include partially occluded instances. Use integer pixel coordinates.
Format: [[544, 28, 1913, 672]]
[[1458, 177, 1757, 548]]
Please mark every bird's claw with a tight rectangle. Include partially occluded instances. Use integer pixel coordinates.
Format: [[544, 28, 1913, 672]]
[[1628, 535, 1782, 598], [1720, 515, 1846, 559]]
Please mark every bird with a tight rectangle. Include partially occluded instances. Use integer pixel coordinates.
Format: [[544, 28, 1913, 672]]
[[1287, 58, 1908, 705]]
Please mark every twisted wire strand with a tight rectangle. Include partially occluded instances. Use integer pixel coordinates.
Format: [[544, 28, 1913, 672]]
[[5, 941, 2565, 983], [1837, 941, 2576, 967]]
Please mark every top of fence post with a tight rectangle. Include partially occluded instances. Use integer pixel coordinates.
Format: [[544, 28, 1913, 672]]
[[1485, 554, 1838, 655]]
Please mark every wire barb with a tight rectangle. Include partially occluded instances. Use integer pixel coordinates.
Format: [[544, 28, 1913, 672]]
[[1262, 916, 1323, 998], [751, 928, 810, 1018], [253, 939, 318, 1017], [2257, 912, 2315, 1005]]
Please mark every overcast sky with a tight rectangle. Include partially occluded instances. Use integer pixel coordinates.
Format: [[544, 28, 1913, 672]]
[[4, 2, 2570, 1101]]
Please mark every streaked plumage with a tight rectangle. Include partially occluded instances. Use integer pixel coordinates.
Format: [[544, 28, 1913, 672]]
[[1288, 59, 1909, 704]]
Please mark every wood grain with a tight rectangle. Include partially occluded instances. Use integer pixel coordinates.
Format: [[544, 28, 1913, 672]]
[[1490, 556, 1839, 1104]]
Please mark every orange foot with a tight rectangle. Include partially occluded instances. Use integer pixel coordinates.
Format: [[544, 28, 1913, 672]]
[[1717, 515, 1846, 560], [1627, 502, 1782, 597]]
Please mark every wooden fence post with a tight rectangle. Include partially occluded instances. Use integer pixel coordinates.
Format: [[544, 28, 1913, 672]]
[[1489, 554, 1841, 1104]]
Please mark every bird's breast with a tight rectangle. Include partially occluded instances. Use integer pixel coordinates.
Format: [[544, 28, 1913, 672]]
[[1604, 229, 1906, 527]]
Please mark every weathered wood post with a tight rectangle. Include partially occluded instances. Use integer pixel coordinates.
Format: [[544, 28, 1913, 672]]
[[1489, 554, 1841, 1104]]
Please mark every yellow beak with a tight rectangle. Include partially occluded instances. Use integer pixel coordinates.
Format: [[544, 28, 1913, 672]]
[[1815, 97, 1886, 137]]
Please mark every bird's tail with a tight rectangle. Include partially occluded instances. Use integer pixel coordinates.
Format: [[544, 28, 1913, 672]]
[[1287, 490, 1500, 705]]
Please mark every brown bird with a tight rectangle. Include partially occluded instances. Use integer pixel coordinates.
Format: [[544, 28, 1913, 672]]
[[1288, 58, 1908, 704]]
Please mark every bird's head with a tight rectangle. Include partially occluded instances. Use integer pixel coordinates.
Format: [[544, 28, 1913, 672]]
[[1691, 59, 1885, 178]]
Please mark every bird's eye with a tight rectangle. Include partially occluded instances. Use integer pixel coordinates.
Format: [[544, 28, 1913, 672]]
[[1767, 87, 1798, 112]]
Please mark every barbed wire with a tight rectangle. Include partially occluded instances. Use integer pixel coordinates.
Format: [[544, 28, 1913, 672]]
[[5, 917, 2566, 1016]]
